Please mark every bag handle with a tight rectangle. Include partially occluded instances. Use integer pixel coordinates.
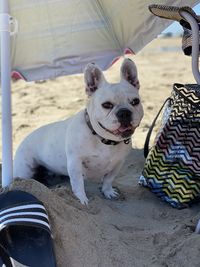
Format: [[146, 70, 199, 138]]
[[149, 5, 200, 85], [180, 11, 200, 84], [144, 98, 170, 158]]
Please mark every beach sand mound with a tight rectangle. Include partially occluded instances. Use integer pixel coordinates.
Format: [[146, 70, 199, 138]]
[[8, 148, 200, 267]]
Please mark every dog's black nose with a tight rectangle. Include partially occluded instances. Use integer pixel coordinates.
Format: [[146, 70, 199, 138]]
[[116, 108, 132, 123]]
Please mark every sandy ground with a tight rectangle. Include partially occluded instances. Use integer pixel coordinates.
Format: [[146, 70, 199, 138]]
[[1, 37, 200, 267]]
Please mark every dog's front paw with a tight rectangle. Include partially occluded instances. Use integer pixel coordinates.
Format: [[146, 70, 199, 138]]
[[74, 191, 89, 205], [102, 187, 119, 199]]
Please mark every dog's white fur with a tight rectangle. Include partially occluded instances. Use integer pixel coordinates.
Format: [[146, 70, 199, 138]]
[[14, 59, 144, 204]]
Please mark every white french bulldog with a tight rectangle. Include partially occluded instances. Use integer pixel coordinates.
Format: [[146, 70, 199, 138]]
[[13, 59, 144, 204]]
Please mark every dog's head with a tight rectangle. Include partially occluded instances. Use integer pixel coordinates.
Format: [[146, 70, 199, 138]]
[[84, 59, 144, 142]]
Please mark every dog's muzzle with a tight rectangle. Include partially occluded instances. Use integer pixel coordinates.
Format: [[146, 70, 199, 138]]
[[116, 108, 133, 138]]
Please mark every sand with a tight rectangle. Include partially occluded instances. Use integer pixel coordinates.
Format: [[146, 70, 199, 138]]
[[1, 37, 200, 267]]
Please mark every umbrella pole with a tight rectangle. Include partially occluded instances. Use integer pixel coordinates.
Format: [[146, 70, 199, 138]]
[[0, 0, 13, 187]]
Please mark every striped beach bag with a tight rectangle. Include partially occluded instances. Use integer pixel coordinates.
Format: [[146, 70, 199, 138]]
[[139, 5, 200, 209], [140, 83, 200, 208]]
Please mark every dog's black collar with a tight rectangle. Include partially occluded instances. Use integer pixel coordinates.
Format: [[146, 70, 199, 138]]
[[84, 110, 130, 146]]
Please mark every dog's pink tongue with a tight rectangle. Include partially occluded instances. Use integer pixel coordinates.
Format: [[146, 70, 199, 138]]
[[118, 126, 132, 133]]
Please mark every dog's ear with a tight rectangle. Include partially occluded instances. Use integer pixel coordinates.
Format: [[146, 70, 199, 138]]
[[84, 63, 105, 97], [121, 59, 140, 89]]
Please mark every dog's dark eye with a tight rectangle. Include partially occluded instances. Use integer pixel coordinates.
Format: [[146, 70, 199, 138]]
[[102, 102, 114, 109], [130, 98, 140, 106]]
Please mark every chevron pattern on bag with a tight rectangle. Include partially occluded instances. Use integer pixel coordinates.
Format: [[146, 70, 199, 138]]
[[140, 83, 200, 209]]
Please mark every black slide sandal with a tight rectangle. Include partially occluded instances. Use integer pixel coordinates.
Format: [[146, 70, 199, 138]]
[[0, 244, 13, 267], [0, 190, 57, 267]]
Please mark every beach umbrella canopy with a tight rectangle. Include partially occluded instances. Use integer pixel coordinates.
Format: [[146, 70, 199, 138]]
[[0, 0, 199, 187], [6, 0, 200, 81]]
